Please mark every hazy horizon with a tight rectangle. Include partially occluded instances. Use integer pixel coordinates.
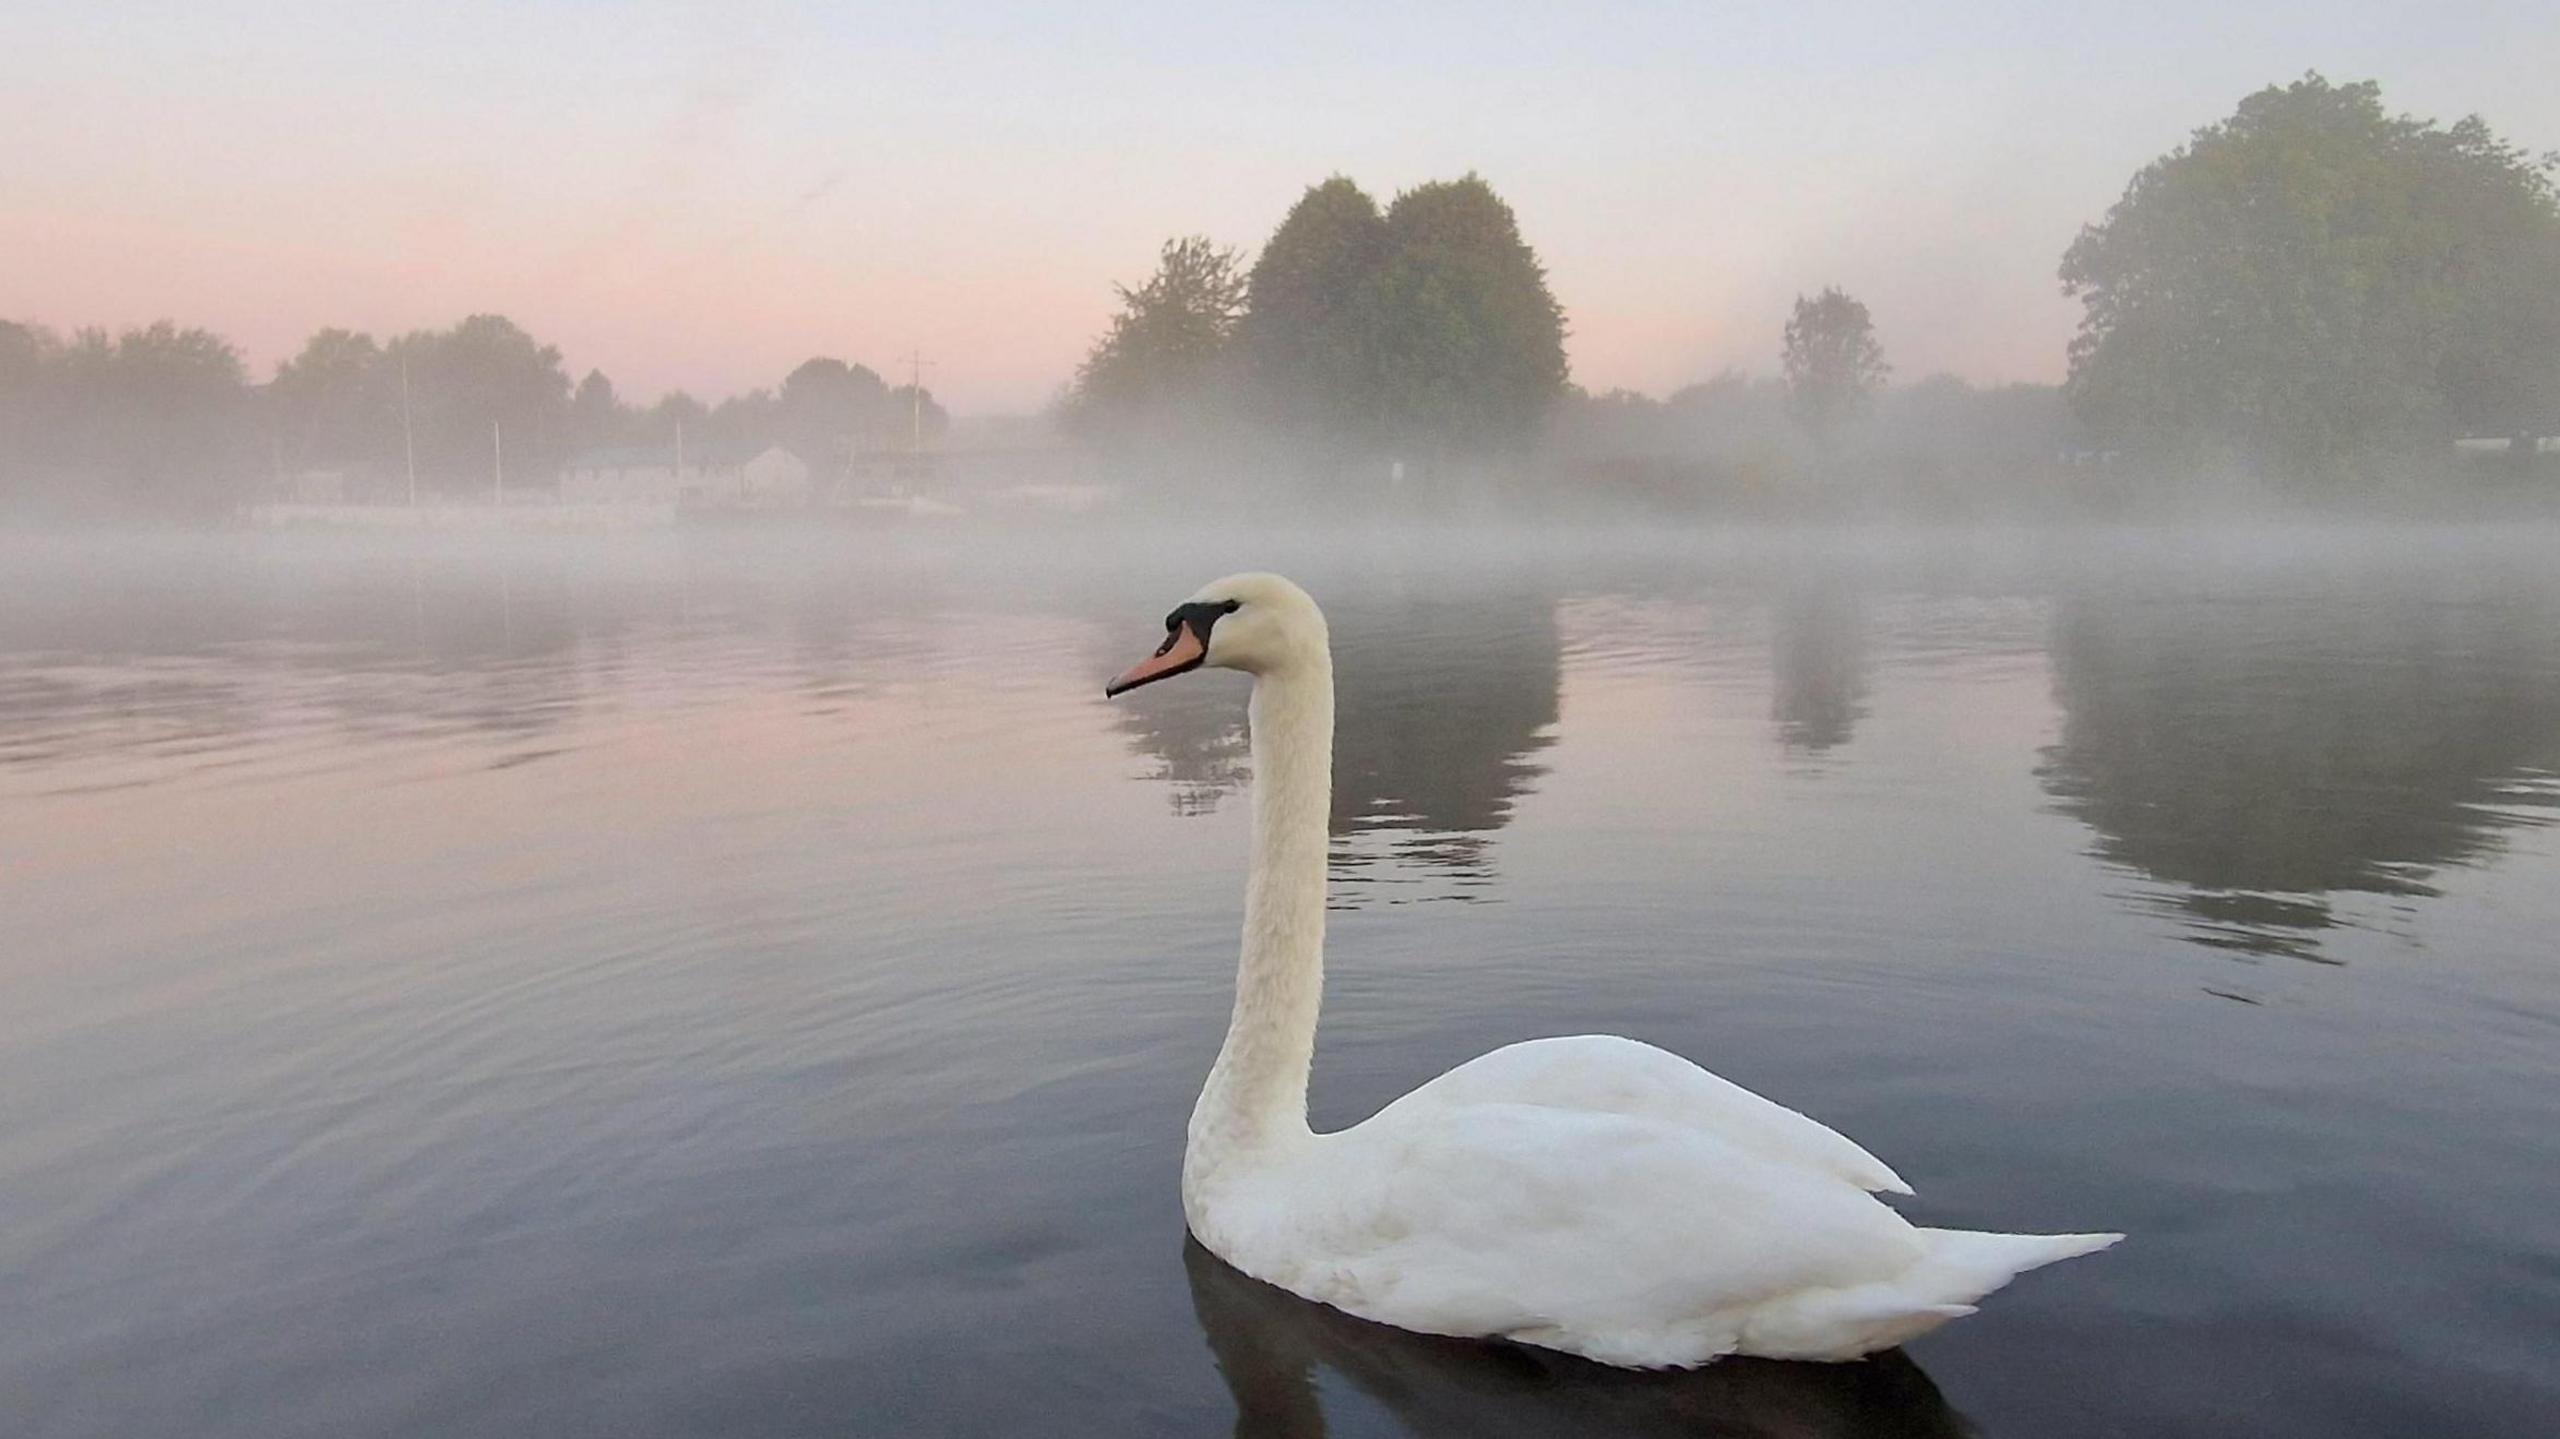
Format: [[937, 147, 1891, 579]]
[[10, 9, 2560, 1433], [8, 2, 2557, 414]]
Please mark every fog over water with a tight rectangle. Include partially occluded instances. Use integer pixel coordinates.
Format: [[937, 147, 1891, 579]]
[[12, 4, 2560, 1431], [4, 521, 2556, 1436]]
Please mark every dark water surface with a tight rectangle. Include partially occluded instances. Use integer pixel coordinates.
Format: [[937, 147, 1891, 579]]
[[4, 525, 2556, 1437]]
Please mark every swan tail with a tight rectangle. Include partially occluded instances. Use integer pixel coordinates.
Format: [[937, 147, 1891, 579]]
[[1861, 1160, 1915, 1196], [1908, 1226, 2123, 1302], [1732, 1228, 2120, 1361]]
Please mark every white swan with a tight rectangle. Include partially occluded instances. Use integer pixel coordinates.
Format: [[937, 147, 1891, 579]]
[[1105, 573, 2119, 1369]]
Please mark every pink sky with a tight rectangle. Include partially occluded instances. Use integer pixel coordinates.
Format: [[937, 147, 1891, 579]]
[[4, 3, 2553, 413]]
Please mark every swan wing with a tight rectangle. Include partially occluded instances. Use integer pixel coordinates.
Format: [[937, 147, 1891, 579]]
[[1226, 1103, 2111, 1367], [1258, 1105, 1913, 1365], [1386, 1034, 1913, 1195]]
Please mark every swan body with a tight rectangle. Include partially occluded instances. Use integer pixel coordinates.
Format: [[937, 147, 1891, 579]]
[[1107, 573, 2118, 1368]]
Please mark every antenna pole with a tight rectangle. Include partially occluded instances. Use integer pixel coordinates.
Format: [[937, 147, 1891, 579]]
[[400, 356, 418, 506], [908, 348, 933, 451]]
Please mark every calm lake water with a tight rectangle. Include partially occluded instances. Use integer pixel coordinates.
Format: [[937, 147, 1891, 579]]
[[4, 523, 2556, 1438]]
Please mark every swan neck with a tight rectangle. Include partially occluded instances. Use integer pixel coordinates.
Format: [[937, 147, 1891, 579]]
[[1195, 654, 1332, 1154]]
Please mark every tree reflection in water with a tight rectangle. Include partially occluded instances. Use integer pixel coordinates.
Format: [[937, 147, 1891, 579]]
[[1105, 580, 1560, 904], [1770, 580, 1869, 756], [1185, 1239, 1975, 1439], [2040, 572, 2560, 960]]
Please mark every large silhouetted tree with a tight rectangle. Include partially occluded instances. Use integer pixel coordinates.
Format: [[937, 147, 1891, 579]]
[[776, 357, 890, 472], [2062, 74, 2560, 478], [883, 382, 950, 449], [57, 323, 255, 512], [1240, 176, 1392, 448], [1782, 288, 1888, 440], [383, 315, 571, 489], [567, 368, 630, 452], [271, 329, 398, 474], [1066, 174, 1569, 476], [701, 389, 774, 456], [1359, 175, 1569, 462], [1066, 235, 1248, 446], [0, 320, 58, 496], [641, 390, 709, 447]]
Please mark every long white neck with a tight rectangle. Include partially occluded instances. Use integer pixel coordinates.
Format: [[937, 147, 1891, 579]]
[[1187, 649, 1334, 1172]]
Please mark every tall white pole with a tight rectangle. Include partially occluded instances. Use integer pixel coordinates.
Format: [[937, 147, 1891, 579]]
[[493, 419, 504, 506], [908, 349, 925, 451], [400, 357, 418, 506]]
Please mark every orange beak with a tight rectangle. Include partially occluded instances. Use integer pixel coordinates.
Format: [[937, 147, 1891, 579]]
[[1106, 619, 1208, 697]]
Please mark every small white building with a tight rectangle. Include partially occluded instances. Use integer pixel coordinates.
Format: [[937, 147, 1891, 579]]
[[736, 445, 813, 507], [558, 444, 817, 507]]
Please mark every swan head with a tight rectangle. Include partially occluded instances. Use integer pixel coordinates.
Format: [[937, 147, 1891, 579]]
[[1105, 572, 1326, 696]]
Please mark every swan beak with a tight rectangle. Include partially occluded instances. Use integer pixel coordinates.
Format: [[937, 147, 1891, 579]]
[[1106, 620, 1208, 697]]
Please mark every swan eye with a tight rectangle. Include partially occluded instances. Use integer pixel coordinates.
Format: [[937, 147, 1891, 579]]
[[1152, 599, 1243, 658]]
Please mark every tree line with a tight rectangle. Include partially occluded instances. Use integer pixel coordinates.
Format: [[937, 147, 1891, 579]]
[[7, 72, 2554, 517], [0, 313, 947, 517], [1064, 173, 1570, 478], [1073, 74, 2560, 502], [1062, 170, 2008, 503]]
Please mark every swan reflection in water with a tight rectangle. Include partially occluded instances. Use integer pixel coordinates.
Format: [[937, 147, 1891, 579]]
[[1185, 1240, 1977, 1439]]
